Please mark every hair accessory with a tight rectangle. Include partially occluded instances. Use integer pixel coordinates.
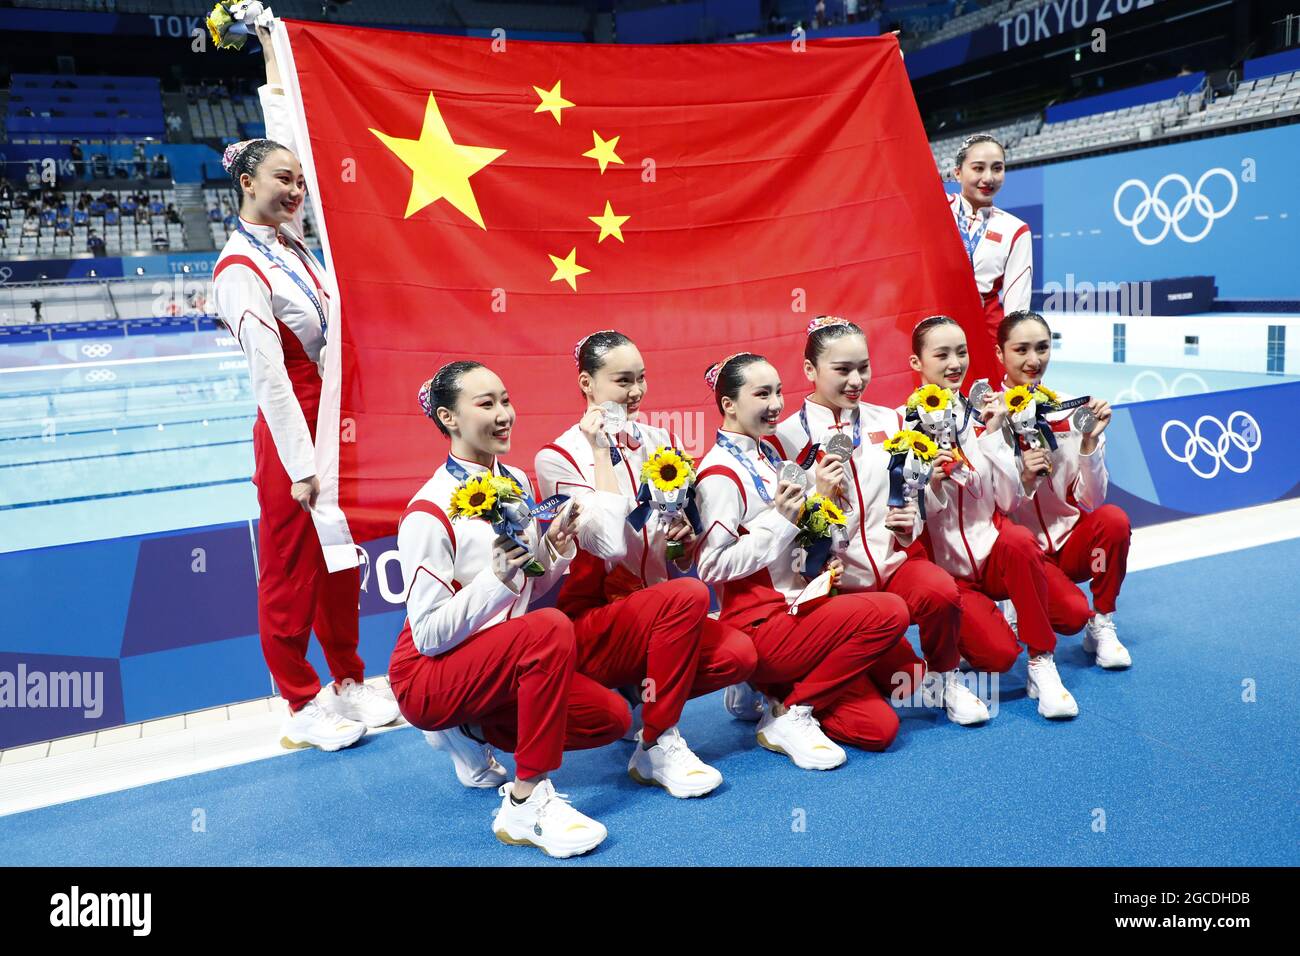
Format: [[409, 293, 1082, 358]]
[[417, 378, 435, 419], [573, 329, 618, 367], [704, 352, 744, 392], [806, 315, 851, 336], [221, 139, 258, 173]]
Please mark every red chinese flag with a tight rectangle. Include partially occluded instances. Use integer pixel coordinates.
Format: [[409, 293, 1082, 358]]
[[273, 21, 991, 552]]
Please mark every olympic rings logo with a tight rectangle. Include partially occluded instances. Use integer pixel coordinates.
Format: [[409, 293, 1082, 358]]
[[84, 368, 117, 384], [1113, 168, 1238, 245], [80, 343, 113, 358], [1161, 412, 1261, 480]]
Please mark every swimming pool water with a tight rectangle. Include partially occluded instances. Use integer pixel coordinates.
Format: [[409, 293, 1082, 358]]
[[0, 336, 1295, 553]]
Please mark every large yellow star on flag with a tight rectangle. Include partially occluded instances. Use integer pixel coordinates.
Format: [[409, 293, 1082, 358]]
[[548, 248, 590, 291], [582, 130, 623, 174], [369, 93, 505, 229], [589, 200, 630, 243], [533, 81, 574, 125]]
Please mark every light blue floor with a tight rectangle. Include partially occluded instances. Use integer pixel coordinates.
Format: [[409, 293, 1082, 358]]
[[3, 539, 1296, 867]]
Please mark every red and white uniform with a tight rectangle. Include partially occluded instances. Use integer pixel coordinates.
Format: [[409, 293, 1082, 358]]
[[694, 428, 911, 750], [898, 395, 1057, 667], [535, 421, 757, 744], [769, 400, 960, 678], [1002, 384, 1130, 626], [212, 84, 360, 712], [949, 192, 1032, 346], [387, 454, 629, 780]]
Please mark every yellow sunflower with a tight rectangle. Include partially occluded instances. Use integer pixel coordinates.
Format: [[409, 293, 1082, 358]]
[[908, 383, 951, 413], [1033, 384, 1060, 407], [1004, 385, 1035, 413], [908, 433, 939, 461], [642, 447, 694, 492], [449, 474, 497, 520], [815, 495, 847, 526], [884, 428, 933, 459]]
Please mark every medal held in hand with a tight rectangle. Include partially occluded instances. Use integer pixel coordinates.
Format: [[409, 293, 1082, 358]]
[[628, 445, 702, 561], [821, 432, 856, 513], [883, 429, 938, 519]]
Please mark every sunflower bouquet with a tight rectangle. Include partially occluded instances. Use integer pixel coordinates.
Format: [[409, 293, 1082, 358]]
[[205, 1, 265, 51], [1003, 383, 1068, 454], [794, 493, 848, 577], [448, 471, 547, 576], [630, 446, 702, 560], [884, 428, 939, 518], [905, 383, 966, 477]]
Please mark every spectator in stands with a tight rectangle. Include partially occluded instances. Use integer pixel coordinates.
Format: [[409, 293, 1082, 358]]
[[23, 218, 39, 239], [74, 207, 89, 227], [88, 231, 105, 257], [133, 143, 146, 178], [208, 204, 222, 222], [71, 140, 84, 166], [152, 234, 169, 252], [92, 198, 108, 217], [56, 218, 71, 237], [105, 208, 119, 226], [135, 204, 150, 226], [166, 203, 181, 225], [41, 207, 56, 227], [122, 194, 137, 215], [25, 166, 41, 197], [150, 194, 165, 216], [30, 300, 43, 323], [0, 181, 10, 203]]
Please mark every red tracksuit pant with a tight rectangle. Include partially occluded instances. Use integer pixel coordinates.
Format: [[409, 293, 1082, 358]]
[[746, 591, 910, 712], [799, 558, 960, 752], [881, 557, 963, 674], [1044, 504, 1131, 627], [253, 411, 363, 712], [572, 578, 757, 745], [388, 609, 630, 780], [958, 522, 1058, 671]]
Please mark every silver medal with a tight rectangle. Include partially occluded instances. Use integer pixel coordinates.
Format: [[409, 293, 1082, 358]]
[[779, 461, 810, 491], [1072, 406, 1097, 434]]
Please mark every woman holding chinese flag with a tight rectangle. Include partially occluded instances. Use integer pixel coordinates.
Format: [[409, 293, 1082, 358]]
[[211, 15, 398, 750], [693, 351, 915, 770], [996, 311, 1133, 669], [904, 315, 1079, 718], [534, 330, 756, 799], [752, 316, 991, 739], [389, 361, 630, 858]]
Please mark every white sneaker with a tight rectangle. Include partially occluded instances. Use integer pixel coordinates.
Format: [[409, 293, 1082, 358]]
[[425, 725, 508, 789], [1026, 653, 1080, 719], [280, 700, 366, 751], [920, 670, 990, 724], [756, 703, 846, 770], [317, 679, 401, 728], [723, 682, 768, 722], [1083, 613, 1131, 669], [628, 726, 723, 798], [492, 778, 607, 859], [940, 670, 991, 725]]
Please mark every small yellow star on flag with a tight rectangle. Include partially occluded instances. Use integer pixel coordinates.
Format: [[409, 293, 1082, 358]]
[[548, 248, 590, 291], [533, 81, 574, 125], [589, 200, 630, 243], [369, 92, 505, 229], [582, 131, 623, 174]]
